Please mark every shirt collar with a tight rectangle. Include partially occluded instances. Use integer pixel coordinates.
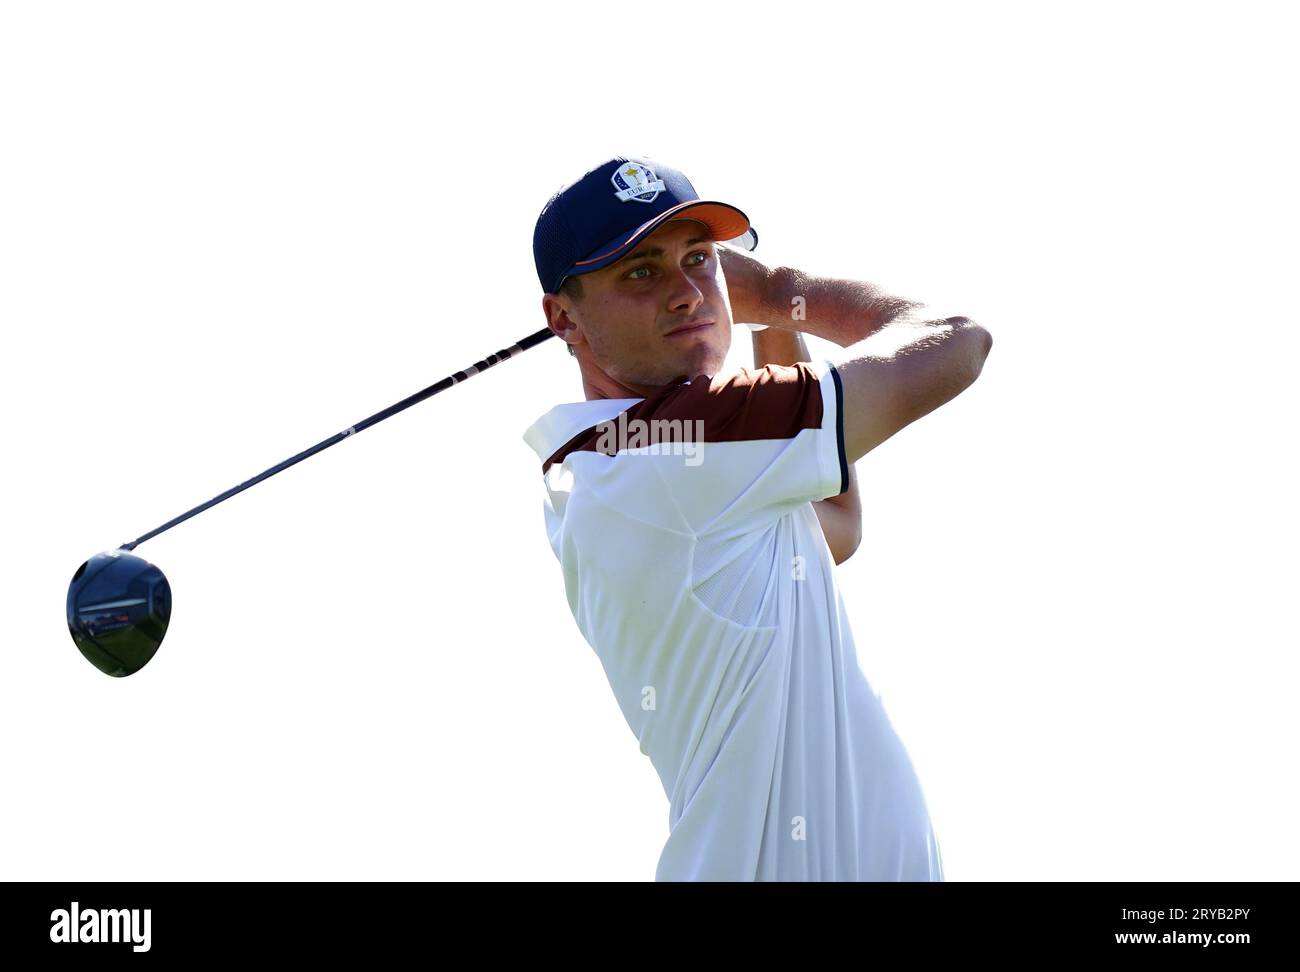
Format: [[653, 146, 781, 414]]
[[522, 376, 697, 464], [522, 397, 642, 463]]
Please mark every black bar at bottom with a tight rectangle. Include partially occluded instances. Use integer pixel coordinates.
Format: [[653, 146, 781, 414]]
[[0, 880, 1290, 959]]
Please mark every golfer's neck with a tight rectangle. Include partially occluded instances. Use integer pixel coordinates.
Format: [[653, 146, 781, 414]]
[[579, 360, 680, 402]]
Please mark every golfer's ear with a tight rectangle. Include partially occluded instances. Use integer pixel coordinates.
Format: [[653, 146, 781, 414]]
[[828, 316, 993, 465], [541, 293, 564, 327], [542, 294, 578, 347]]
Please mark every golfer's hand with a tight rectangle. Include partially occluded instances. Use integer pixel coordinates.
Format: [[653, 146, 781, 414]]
[[718, 242, 780, 328]]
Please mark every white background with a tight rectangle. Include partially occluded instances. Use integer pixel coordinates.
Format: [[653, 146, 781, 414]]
[[2, 0, 1296, 881]]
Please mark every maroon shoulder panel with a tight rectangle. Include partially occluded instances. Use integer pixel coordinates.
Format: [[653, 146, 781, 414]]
[[542, 362, 824, 474]]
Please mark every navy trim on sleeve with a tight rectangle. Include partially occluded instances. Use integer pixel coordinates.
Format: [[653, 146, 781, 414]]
[[829, 363, 849, 495]]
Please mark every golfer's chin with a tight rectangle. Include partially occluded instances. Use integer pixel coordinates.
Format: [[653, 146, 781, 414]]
[[666, 327, 730, 379]]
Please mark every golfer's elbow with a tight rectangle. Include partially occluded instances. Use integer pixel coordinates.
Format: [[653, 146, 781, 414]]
[[830, 522, 862, 565], [935, 316, 993, 394], [925, 316, 994, 413], [960, 317, 994, 384]]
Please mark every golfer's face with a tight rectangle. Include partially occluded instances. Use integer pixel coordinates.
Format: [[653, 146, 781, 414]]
[[576, 218, 734, 386]]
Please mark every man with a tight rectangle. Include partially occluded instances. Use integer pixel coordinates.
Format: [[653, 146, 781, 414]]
[[524, 157, 992, 880]]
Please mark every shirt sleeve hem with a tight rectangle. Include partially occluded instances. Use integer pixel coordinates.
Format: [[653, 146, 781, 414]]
[[808, 358, 849, 498], [828, 362, 849, 495]]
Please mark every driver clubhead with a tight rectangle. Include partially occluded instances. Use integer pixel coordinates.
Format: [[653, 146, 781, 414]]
[[67, 550, 171, 677]]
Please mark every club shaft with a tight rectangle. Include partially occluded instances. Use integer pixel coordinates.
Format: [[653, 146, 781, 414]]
[[120, 327, 556, 551]]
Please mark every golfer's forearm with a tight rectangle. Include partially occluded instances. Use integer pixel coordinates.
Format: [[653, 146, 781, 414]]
[[760, 266, 925, 348], [813, 465, 862, 564], [750, 323, 810, 368]]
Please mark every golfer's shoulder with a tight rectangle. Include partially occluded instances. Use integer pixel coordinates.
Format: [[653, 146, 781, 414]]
[[640, 361, 831, 442]]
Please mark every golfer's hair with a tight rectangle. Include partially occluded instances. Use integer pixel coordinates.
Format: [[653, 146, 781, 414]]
[[559, 275, 584, 357], [560, 275, 584, 300]]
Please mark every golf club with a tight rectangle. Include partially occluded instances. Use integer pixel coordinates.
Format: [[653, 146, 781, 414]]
[[67, 326, 557, 677]]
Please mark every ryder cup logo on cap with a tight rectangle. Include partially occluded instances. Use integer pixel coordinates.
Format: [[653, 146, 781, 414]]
[[611, 163, 665, 203], [532, 155, 759, 295]]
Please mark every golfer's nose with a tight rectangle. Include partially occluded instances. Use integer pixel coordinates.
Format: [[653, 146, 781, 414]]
[[664, 266, 705, 315]]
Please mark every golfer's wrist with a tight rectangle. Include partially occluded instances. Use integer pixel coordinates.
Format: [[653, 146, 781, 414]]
[[733, 263, 802, 331], [720, 243, 781, 328], [751, 323, 810, 367]]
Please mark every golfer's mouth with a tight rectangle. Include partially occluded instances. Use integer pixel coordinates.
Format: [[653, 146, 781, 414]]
[[664, 320, 715, 338]]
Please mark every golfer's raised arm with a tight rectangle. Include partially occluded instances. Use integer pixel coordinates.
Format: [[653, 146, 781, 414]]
[[828, 315, 992, 462], [719, 246, 994, 464]]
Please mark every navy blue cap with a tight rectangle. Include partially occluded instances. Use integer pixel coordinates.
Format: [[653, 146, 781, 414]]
[[533, 156, 758, 295]]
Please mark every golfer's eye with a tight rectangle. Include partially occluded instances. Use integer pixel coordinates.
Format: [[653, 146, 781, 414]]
[[625, 251, 710, 280]]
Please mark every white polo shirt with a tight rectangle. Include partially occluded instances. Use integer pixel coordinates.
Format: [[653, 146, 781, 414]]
[[522, 358, 944, 881]]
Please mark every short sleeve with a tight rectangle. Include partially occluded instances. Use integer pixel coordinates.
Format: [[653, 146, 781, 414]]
[[626, 359, 849, 534]]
